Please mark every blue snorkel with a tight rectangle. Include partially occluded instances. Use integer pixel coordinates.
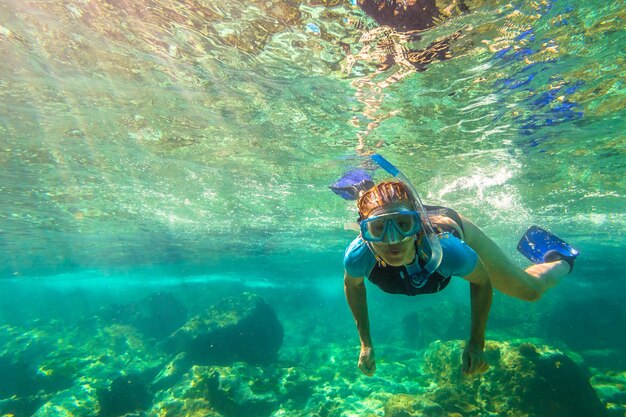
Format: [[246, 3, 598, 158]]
[[369, 154, 443, 277]]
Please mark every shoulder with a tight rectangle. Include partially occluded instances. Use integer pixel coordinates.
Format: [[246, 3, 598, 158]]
[[431, 215, 464, 238], [426, 205, 465, 238], [343, 236, 377, 278]]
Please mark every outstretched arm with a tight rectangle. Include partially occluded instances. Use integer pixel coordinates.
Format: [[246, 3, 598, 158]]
[[344, 272, 376, 376]]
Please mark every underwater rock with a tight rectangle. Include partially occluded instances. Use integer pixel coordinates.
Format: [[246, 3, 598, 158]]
[[149, 362, 314, 417], [47, 322, 166, 392], [526, 351, 608, 417], [32, 383, 100, 417], [167, 292, 283, 365], [0, 394, 46, 417], [0, 326, 75, 416], [100, 292, 188, 340], [0, 351, 72, 399], [149, 365, 224, 417], [592, 370, 626, 412], [203, 364, 280, 416], [98, 372, 154, 417], [384, 394, 443, 417], [151, 352, 193, 392], [417, 340, 608, 417], [202, 363, 314, 417], [0, 319, 166, 417]]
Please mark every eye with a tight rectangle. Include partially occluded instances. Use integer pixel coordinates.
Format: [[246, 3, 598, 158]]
[[368, 220, 385, 236], [396, 216, 414, 232]]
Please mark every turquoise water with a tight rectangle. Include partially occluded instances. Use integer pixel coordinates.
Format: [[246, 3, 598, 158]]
[[0, 0, 625, 416]]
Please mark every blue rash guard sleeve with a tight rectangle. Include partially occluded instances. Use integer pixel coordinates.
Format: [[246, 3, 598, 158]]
[[436, 232, 478, 278], [343, 237, 377, 278]]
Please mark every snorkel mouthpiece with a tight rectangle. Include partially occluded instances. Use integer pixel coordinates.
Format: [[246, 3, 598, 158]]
[[368, 154, 443, 276]]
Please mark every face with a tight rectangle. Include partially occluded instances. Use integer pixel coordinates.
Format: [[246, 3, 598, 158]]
[[366, 202, 417, 266]]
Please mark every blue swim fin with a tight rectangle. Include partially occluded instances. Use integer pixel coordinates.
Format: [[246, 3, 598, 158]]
[[329, 169, 375, 200], [517, 225, 579, 271]]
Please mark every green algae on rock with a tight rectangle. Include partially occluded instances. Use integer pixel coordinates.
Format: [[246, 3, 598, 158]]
[[32, 384, 100, 417], [407, 340, 609, 417], [0, 317, 167, 417], [149, 363, 313, 417], [384, 394, 443, 417], [591, 371, 626, 417]]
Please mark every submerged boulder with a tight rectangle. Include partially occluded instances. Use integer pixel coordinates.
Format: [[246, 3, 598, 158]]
[[167, 292, 283, 365], [98, 372, 154, 417], [385, 340, 607, 417]]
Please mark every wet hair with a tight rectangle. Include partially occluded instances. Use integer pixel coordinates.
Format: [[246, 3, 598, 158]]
[[357, 181, 414, 219]]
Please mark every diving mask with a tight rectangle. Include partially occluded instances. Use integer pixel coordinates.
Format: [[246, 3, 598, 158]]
[[360, 210, 421, 243]]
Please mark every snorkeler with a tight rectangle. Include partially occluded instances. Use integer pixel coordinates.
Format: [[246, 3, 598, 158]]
[[332, 154, 578, 376]]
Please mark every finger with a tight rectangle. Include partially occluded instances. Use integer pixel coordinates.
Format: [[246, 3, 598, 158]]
[[468, 353, 485, 375], [472, 356, 483, 374], [359, 363, 368, 375], [359, 360, 372, 376], [466, 353, 478, 374], [468, 358, 489, 375]]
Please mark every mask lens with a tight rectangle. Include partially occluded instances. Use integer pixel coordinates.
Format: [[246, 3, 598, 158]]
[[394, 213, 416, 234], [365, 218, 386, 240]]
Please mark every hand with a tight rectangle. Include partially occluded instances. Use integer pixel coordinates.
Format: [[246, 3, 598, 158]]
[[462, 342, 489, 376], [358, 346, 376, 376]]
